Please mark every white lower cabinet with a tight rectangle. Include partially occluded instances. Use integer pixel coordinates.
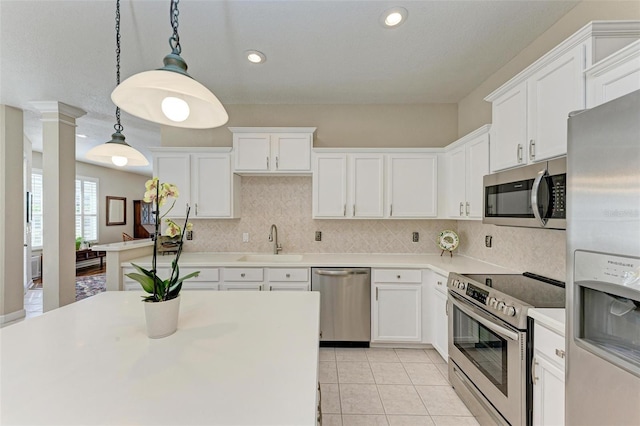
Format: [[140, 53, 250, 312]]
[[220, 267, 310, 291], [122, 266, 220, 291], [430, 272, 449, 361], [532, 322, 566, 426], [371, 269, 422, 343]]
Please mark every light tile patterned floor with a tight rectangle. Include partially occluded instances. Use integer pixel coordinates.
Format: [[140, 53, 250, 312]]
[[319, 347, 478, 426]]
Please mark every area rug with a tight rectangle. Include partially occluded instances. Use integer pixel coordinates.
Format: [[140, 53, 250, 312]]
[[31, 274, 106, 301], [75, 273, 107, 301]]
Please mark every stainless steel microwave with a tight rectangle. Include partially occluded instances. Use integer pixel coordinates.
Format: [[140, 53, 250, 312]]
[[483, 157, 566, 229]]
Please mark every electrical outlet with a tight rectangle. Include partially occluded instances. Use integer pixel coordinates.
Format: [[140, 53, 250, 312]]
[[315, 231, 322, 242], [412, 232, 419, 242], [242, 232, 249, 243], [186, 230, 193, 241], [485, 235, 492, 248]]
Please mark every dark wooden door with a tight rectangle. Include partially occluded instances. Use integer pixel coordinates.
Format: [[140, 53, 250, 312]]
[[133, 200, 152, 238]]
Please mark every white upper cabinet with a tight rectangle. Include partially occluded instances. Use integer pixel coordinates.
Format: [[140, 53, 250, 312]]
[[313, 153, 348, 218], [445, 125, 490, 219], [586, 39, 640, 108], [314, 150, 437, 219], [387, 154, 438, 218], [486, 21, 640, 172], [152, 148, 240, 219], [527, 45, 585, 163], [313, 153, 384, 218], [230, 127, 316, 174], [490, 82, 528, 171]]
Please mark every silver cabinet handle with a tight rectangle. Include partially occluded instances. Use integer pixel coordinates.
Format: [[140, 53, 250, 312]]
[[186, 202, 189, 215], [397, 275, 401, 279], [532, 357, 539, 385], [555, 348, 566, 359], [286, 273, 290, 278], [437, 281, 443, 286], [465, 202, 470, 216], [529, 139, 535, 160], [390, 204, 393, 217], [459, 202, 464, 216], [376, 287, 378, 301], [343, 204, 346, 216], [275, 156, 279, 169], [241, 273, 246, 278], [195, 203, 198, 216], [517, 144, 523, 163], [266, 156, 270, 169], [353, 204, 356, 216]]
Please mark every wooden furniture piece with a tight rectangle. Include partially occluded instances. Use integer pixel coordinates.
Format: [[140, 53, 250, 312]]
[[75, 248, 106, 268], [0, 291, 321, 426]]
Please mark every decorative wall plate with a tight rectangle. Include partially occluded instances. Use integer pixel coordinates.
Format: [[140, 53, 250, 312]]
[[437, 230, 459, 256]]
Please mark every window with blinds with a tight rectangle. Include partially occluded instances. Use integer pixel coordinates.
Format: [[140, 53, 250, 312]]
[[30, 171, 99, 248]]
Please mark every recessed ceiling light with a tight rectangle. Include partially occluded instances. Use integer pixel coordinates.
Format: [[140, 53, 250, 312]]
[[77, 134, 87, 138], [245, 50, 266, 64], [380, 7, 408, 28]]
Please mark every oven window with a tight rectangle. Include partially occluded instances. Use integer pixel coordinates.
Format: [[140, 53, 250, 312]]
[[453, 305, 508, 396]]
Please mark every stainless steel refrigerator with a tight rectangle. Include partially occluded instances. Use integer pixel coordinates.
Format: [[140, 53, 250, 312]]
[[566, 90, 640, 425]]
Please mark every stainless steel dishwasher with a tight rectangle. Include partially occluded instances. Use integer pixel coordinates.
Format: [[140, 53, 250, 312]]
[[311, 268, 371, 345]]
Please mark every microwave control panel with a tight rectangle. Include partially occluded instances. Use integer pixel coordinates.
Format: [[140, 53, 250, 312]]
[[549, 174, 566, 218]]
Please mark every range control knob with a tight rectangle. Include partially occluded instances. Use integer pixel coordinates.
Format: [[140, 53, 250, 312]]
[[488, 297, 497, 308], [497, 301, 506, 311], [458, 281, 466, 290], [504, 306, 517, 317]]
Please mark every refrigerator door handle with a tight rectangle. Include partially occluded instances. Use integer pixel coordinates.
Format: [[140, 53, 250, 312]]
[[531, 168, 548, 227]]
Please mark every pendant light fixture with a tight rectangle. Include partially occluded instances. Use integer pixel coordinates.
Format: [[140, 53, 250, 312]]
[[86, 0, 149, 167], [111, 0, 228, 129]]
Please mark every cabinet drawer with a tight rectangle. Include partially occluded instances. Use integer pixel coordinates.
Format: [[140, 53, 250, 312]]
[[534, 323, 566, 369], [223, 268, 264, 282], [373, 269, 422, 283], [268, 268, 309, 282], [183, 267, 219, 282]]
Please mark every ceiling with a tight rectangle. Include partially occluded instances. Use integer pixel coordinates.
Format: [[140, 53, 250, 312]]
[[0, 0, 580, 175]]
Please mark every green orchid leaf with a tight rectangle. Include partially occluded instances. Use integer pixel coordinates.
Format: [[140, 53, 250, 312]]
[[130, 263, 154, 279], [168, 283, 182, 299], [170, 271, 200, 290], [125, 272, 155, 293]]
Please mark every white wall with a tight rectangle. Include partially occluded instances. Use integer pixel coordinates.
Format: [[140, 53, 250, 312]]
[[31, 152, 150, 245]]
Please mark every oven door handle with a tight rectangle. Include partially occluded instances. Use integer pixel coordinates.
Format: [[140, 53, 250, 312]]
[[451, 295, 520, 341]]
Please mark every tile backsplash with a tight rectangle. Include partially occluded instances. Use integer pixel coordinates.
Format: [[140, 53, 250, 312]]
[[185, 176, 566, 281]]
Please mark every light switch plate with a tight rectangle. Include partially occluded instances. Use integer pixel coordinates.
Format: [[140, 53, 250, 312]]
[[315, 231, 322, 242], [485, 235, 492, 248], [242, 233, 249, 243], [412, 232, 419, 242]]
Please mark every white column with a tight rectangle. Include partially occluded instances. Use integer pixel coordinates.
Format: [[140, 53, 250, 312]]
[[0, 105, 26, 324], [31, 102, 86, 311]]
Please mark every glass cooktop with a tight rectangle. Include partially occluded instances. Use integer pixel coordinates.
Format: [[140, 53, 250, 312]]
[[461, 272, 566, 308]]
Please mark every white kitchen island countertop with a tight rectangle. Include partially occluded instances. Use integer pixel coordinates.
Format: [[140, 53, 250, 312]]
[[123, 252, 517, 276], [0, 291, 320, 425], [528, 308, 566, 336]]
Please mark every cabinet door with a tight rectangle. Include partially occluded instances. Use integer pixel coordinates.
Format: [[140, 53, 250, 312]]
[[490, 82, 528, 172], [313, 154, 348, 218], [465, 134, 489, 218], [532, 354, 565, 426], [234, 133, 271, 171], [587, 47, 640, 107], [351, 154, 384, 218], [191, 154, 232, 218], [153, 152, 191, 218], [372, 284, 422, 342], [271, 134, 312, 171], [446, 146, 466, 218], [387, 155, 437, 218], [528, 45, 585, 163], [432, 288, 448, 361]]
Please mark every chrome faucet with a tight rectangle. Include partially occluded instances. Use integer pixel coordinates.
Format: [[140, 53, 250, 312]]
[[268, 224, 283, 255]]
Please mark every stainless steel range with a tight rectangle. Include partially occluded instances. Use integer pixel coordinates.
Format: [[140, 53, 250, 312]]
[[446, 272, 565, 426]]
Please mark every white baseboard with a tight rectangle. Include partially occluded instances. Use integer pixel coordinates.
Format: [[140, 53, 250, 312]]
[[0, 309, 26, 327]]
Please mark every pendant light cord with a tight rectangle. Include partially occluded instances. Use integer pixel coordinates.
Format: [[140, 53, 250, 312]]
[[114, 0, 123, 133], [169, 0, 182, 55]]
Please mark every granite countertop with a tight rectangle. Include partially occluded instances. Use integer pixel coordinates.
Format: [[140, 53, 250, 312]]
[[529, 308, 566, 336], [121, 252, 518, 277]]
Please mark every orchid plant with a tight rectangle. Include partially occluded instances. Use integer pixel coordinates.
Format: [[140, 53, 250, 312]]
[[125, 178, 199, 302]]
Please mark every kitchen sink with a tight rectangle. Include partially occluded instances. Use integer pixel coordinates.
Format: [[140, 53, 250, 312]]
[[237, 254, 304, 262]]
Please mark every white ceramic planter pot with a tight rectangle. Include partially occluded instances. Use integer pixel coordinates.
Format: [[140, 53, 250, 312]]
[[144, 295, 180, 338]]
